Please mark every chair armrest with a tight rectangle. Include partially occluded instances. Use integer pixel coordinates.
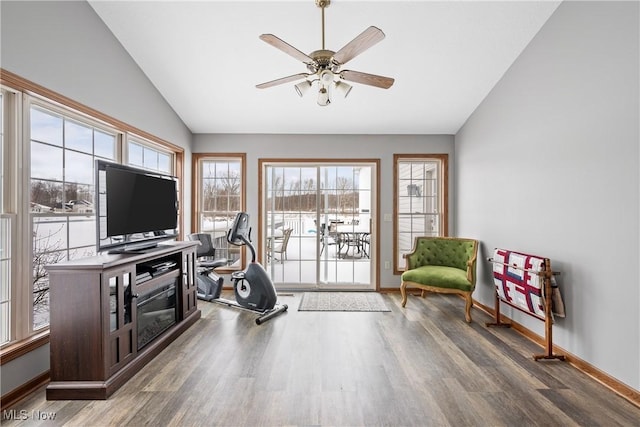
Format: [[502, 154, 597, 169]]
[[403, 251, 418, 270], [465, 244, 478, 284]]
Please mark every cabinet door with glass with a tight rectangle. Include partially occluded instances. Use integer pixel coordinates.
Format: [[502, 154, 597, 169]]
[[104, 266, 136, 376], [181, 248, 198, 318]]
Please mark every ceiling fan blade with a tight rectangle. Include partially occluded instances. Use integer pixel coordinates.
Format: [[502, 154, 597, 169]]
[[259, 34, 315, 65], [341, 70, 395, 89], [332, 26, 385, 65], [256, 73, 309, 89]]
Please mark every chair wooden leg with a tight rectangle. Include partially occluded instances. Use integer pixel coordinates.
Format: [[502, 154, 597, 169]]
[[400, 282, 408, 307], [464, 293, 473, 323]]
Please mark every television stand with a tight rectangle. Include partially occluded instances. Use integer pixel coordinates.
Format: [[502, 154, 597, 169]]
[[45, 241, 200, 400]]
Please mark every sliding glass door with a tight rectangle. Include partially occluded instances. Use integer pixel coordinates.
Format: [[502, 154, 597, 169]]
[[261, 161, 377, 290]]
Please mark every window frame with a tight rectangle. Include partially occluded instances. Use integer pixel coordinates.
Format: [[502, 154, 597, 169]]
[[0, 69, 185, 357], [1, 86, 22, 347], [191, 153, 246, 273], [393, 153, 449, 274]]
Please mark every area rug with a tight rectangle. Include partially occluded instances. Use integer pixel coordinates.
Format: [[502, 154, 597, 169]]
[[298, 292, 391, 312]]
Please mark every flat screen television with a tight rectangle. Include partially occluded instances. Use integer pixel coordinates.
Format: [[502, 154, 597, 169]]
[[96, 160, 178, 254]]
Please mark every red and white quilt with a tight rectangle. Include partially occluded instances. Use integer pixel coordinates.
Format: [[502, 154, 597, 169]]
[[492, 248, 547, 320]]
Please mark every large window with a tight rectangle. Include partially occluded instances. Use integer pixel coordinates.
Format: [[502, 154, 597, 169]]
[[192, 153, 245, 271], [394, 154, 448, 272], [128, 139, 172, 173], [0, 72, 183, 350], [29, 104, 119, 329]]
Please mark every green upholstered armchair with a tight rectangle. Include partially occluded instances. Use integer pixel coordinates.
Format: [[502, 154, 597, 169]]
[[401, 237, 479, 322]]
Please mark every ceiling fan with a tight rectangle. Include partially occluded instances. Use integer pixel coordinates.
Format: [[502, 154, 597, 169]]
[[256, 0, 395, 106]]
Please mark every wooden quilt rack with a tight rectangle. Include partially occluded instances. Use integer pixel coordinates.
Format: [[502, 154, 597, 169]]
[[487, 249, 565, 361]]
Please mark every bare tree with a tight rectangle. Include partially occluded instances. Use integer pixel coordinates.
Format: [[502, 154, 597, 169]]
[[286, 179, 301, 212], [273, 175, 284, 210], [202, 180, 217, 211], [202, 170, 241, 212], [302, 178, 315, 211], [220, 171, 240, 197], [32, 223, 65, 324], [31, 180, 63, 209], [335, 176, 354, 213]]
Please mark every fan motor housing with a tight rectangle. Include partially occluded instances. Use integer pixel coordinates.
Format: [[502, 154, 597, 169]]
[[308, 49, 340, 73]]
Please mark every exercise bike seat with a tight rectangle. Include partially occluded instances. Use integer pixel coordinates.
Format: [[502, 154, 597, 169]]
[[187, 233, 228, 269], [199, 258, 227, 269]]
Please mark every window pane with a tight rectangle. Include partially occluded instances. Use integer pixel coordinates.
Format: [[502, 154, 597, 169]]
[[320, 166, 337, 189], [0, 301, 8, 344], [65, 183, 94, 210], [202, 161, 216, 178], [34, 216, 68, 250], [31, 179, 63, 212], [65, 150, 94, 184], [69, 245, 96, 261], [214, 162, 228, 179], [31, 108, 63, 146], [64, 120, 93, 153], [158, 152, 171, 174], [95, 130, 116, 160], [200, 214, 240, 266], [143, 146, 158, 170], [69, 217, 96, 248], [202, 179, 217, 211], [129, 142, 143, 166], [0, 215, 11, 345], [33, 216, 68, 329], [300, 168, 317, 191], [31, 141, 63, 181]]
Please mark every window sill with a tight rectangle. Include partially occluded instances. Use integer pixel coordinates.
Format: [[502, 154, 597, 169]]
[[0, 330, 50, 365]]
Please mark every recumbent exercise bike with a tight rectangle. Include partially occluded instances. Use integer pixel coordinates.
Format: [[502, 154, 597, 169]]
[[189, 212, 288, 325]]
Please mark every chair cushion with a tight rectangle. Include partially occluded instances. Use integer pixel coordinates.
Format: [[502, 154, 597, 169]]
[[402, 265, 472, 292]]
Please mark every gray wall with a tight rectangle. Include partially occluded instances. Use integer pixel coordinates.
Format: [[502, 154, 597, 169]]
[[455, 1, 639, 390], [193, 133, 454, 287], [0, 1, 193, 397]]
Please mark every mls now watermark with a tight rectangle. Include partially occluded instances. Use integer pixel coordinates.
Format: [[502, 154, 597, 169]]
[[3, 409, 57, 421]]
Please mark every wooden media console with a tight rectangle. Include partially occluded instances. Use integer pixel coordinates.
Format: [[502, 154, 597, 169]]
[[45, 241, 200, 400]]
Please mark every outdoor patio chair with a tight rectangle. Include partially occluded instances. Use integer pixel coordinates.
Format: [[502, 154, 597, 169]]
[[320, 223, 339, 256], [268, 228, 293, 263]]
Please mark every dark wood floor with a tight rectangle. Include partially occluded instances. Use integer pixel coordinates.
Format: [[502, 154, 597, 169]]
[[4, 292, 640, 426]]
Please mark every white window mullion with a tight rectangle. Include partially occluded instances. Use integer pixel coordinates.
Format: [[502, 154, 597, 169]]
[[17, 92, 33, 338]]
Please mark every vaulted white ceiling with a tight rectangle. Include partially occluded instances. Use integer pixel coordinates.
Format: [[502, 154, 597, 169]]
[[89, 0, 560, 135]]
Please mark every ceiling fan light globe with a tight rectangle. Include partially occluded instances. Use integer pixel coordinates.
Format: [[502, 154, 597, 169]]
[[319, 70, 334, 85], [294, 80, 312, 97], [335, 81, 352, 98], [317, 87, 331, 106]]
